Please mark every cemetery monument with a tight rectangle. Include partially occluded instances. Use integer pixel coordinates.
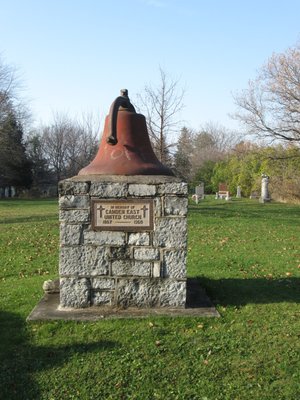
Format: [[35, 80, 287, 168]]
[[260, 174, 271, 203], [58, 90, 188, 309], [195, 182, 205, 200]]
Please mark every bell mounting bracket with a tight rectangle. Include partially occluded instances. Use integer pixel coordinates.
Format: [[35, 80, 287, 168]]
[[106, 89, 136, 145]]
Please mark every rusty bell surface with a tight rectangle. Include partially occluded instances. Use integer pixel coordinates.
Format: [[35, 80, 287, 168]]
[[78, 90, 174, 176]]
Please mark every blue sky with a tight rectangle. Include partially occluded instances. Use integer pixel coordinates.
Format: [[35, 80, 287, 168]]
[[1, 0, 299, 132]]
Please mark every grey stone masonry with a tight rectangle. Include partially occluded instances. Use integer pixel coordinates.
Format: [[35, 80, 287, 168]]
[[59, 175, 188, 309]]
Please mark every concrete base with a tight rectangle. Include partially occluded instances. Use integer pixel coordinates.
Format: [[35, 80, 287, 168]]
[[27, 279, 219, 321]]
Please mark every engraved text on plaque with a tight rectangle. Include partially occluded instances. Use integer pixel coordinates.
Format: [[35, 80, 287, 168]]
[[92, 199, 154, 231]]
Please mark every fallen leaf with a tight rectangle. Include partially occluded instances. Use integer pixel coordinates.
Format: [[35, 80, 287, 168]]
[[219, 237, 229, 245]]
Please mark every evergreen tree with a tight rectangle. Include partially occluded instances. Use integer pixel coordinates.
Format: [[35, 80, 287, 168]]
[[174, 127, 194, 181], [193, 160, 216, 194], [0, 112, 32, 192]]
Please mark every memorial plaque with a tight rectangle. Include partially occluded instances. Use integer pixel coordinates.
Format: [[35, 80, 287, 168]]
[[92, 199, 154, 231]]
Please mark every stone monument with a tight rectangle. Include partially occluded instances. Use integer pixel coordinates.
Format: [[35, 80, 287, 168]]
[[58, 90, 188, 309], [260, 174, 271, 203], [236, 185, 242, 198], [216, 183, 230, 200], [195, 182, 205, 200], [192, 194, 199, 204]]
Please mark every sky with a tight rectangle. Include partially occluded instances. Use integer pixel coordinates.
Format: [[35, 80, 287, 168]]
[[1, 0, 300, 133]]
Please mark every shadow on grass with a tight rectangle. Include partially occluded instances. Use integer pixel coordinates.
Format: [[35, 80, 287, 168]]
[[0, 215, 58, 224], [196, 276, 300, 306], [0, 311, 117, 400], [0, 198, 57, 205]]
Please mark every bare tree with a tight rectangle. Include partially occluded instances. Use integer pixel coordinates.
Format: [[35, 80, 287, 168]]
[[0, 57, 16, 122], [0, 55, 30, 127], [41, 113, 99, 183], [202, 122, 241, 152], [192, 122, 240, 172], [137, 67, 185, 165], [233, 43, 300, 143], [41, 114, 70, 183], [74, 112, 100, 171]]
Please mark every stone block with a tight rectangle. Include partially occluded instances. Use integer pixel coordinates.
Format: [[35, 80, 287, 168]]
[[92, 291, 113, 306], [128, 184, 156, 196], [59, 209, 90, 223], [116, 278, 186, 308], [43, 279, 59, 293], [111, 260, 151, 277], [162, 249, 186, 278], [153, 218, 187, 248], [60, 278, 90, 308], [157, 182, 188, 195], [60, 224, 82, 246], [128, 232, 150, 246], [110, 246, 131, 259], [58, 180, 90, 195], [153, 262, 161, 278], [92, 278, 115, 290], [84, 230, 125, 246], [59, 195, 90, 209], [153, 197, 162, 217], [134, 247, 160, 261], [90, 182, 128, 197], [159, 279, 186, 307], [134, 261, 152, 277], [164, 196, 188, 216], [60, 246, 109, 276], [116, 278, 159, 307]]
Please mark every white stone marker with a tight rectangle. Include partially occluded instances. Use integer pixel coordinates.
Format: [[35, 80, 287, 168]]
[[260, 174, 271, 203], [195, 182, 205, 200]]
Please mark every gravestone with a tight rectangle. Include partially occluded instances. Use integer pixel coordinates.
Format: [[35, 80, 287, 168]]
[[217, 183, 230, 200], [192, 194, 199, 204], [260, 174, 271, 203], [58, 90, 188, 309], [195, 182, 205, 200]]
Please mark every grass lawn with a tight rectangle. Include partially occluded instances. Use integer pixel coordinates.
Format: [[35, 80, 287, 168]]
[[0, 197, 299, 400]]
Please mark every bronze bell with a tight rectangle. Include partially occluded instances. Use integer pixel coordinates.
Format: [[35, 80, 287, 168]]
[[78, 90, 174, 176]]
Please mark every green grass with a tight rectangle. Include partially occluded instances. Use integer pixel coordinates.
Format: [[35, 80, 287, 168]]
[[0, 197, 299, 400]]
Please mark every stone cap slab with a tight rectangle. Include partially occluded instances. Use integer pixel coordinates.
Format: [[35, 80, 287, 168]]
[[61, 175, 184, 185]]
